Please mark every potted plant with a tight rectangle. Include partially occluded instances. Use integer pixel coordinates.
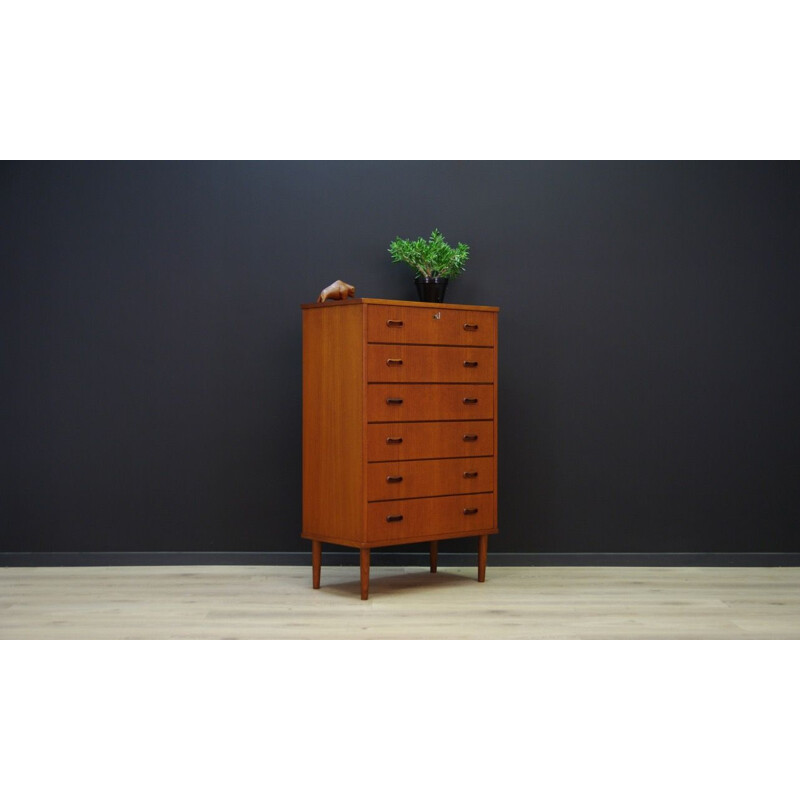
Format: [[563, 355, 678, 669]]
[[388, 228, 470, 302]]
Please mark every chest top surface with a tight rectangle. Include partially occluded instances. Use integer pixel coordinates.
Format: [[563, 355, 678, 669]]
[[301, 297, 499, 312]]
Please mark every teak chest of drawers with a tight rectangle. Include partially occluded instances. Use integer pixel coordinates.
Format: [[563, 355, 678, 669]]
[[301, 298, 499, 599]]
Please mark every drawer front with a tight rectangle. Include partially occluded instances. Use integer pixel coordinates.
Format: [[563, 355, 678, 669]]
[[367, 344, 495, 383], [367, 305, 495, 347], [367, 420, 494, 461], [367, 384, 493, 422], [368, 456, 494, 500], [368, 492, 494, 542]]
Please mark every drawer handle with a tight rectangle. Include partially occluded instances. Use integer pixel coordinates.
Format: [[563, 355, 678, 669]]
[[386, 397, 404, 405], [463, 471, 479, 479], [463, 434, 478, 442], [386, 514, 404, 523], [463, 361, 478, 368], [463, 323, 479, 331], [386, 358, 404, 366], [463, 507, 479, 515], [386, 437, 403, 444], [463, 397, 478, 405], [386, 475, 403, 483], [386, 320, 404, 328]]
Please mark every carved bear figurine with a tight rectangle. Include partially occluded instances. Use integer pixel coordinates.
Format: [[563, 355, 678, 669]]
[[316, 279, 355, 303]]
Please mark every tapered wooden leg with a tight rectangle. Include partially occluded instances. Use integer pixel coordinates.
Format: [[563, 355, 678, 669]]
[[477, 534, 488, 582], [312, 540, 321, 589], [430, 541, 438, 573], [360, 548, 370, 600]]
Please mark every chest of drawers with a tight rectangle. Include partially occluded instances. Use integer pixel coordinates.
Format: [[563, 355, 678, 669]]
[[301, 298, 499, 599]]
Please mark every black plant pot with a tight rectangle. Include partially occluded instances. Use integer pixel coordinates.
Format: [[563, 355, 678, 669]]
[[415, 276, 449, 303]]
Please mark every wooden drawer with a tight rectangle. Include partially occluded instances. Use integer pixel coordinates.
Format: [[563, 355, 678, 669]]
[[367, 420, 494, 461], [367, 304, 495, 347], [368, 456, 494, 500], [368, 492, 494, 543], [367, 384, 493, 422], [367, 344, 495, 383]]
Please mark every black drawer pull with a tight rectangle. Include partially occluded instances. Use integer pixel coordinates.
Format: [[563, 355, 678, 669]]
[[386, 320, 404, 328], [386, 358, 403, 366], [386, 397, 404, 405], [463, 361, 478, 368], [386, 437, 403, 444], [463, 323, 479, 331], [463, 507, 479, 515], [463, 471, 479, 479], [463, 434, 478, 442], [463, 397, 478, 405], [386, 514, 404, 523], [386, 475, 403, 483]]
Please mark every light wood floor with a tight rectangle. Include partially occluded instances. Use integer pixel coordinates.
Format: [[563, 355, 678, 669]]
[[1, 565, 798, 639]]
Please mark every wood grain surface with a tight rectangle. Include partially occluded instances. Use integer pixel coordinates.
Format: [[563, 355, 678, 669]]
[[302, 302, 365, 541], [2, 566, 798, 639], [367, 420, 494, 462], [367, 344, 495, 383], [366, 304, 496, 347], [366, 383, 494, 422], [366, 492, 495, 543], [367, 456, 495, 500]]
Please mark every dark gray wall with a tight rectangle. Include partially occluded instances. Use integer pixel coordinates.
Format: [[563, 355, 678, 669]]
[[2, 161, 799, 556]]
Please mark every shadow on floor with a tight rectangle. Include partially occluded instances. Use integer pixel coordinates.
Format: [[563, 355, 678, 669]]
[[318, 568, 476, 599]]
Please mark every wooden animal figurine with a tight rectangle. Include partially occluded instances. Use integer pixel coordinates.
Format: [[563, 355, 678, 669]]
[[316, 279, 355, 303]]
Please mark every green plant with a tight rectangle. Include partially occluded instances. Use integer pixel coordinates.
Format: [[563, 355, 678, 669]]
[[388, 229, 470, 279]]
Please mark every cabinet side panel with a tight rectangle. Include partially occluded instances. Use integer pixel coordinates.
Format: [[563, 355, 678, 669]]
[[494, 311, 499, 530], [302, 305, 364, 542]]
